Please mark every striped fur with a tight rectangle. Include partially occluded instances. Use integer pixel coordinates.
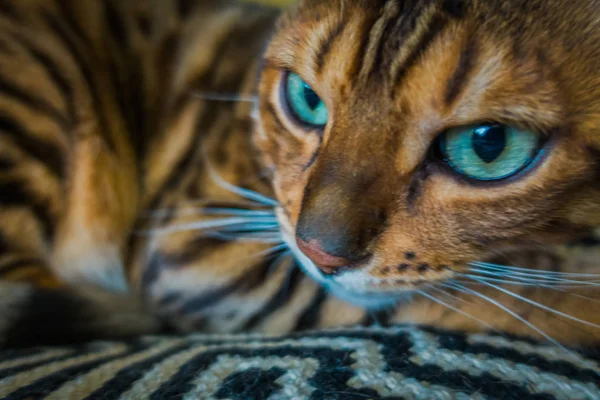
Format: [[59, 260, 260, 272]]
[[0, 0, 599, 350]]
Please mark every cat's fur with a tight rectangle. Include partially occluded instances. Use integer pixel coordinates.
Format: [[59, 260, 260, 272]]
[[0, 0, 599, 348]]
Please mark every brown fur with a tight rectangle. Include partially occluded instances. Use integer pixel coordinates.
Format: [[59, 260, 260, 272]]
[[0, 0, 598, 348], [256, 0, 600, 344]]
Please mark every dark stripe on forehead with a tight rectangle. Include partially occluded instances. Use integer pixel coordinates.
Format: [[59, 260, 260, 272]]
[[379, 0, 430, 69], [367, 1, 402, 82], [444, 36, 478, 106], [356, 0, 401, 81], [315, 18, 347, 73], [441, 0, 467, 18], [391, 12, 449, 90], [346, 7, 384, 81]]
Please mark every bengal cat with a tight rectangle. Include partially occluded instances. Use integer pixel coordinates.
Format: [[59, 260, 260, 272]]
[[0, 0, 599, 349]]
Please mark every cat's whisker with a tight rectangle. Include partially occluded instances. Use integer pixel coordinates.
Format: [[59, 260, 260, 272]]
[[206, 229, 282, 239], [457, 275, 545, 287], [217, 223, 280, 232], [138, 217, 279, 236], [143, 207, 276, 220], [202, 232, 283, 244], [470, 265, 600, 281], [467, 268, 600, 286], [212, 226, 280, 234], [468, 277, 600, 330], [443, 282, 567, 351], [205, 160, 279, 207], [541, 285, 600, 305], [199, 208, 275, 217], [422, 283, 475, 306], [471, 261, 600, 278], [459, 273, 600, 289], [250, 243, 289, 260], [192, 92, 258, 103], [416, 289, 499, 333]]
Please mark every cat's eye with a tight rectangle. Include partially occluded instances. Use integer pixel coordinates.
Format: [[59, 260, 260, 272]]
[[284, 72, 328, 127], [438, 123, 542, 181]]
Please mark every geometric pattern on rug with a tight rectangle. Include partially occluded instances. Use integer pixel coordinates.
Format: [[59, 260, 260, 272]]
[[0, 326, 598, 399]]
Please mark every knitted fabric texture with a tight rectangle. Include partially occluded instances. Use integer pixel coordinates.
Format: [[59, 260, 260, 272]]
[[0, 326, 598, 399]]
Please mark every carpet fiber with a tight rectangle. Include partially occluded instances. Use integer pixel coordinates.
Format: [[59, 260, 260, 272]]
[[0, 326, 599, 399]]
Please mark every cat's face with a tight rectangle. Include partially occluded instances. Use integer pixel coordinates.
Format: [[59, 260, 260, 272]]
[[253, 0, 600, 307]]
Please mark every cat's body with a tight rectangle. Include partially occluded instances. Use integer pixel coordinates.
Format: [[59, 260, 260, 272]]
[[1, 0, 600, 348]]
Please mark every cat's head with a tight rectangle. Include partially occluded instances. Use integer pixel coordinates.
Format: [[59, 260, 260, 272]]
[[252, 0, 600, 307]]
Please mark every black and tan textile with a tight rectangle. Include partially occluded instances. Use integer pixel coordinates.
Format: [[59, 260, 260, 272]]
[[0, 326, 598, 399]]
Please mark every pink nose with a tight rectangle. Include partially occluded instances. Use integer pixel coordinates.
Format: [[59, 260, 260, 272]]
[[296, 238, 350, 274]]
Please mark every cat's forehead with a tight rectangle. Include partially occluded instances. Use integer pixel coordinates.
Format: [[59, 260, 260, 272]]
[[270, 0, 589, 75], [268, 0, 565, 119], [270, 0, 501, 86], [266, 0, 594, 124]]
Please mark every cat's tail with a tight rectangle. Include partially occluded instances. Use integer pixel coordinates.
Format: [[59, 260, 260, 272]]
[[0, 282, 165, 348]]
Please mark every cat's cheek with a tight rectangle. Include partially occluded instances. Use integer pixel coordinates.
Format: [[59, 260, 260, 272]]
[[272, 170, 308, 227]]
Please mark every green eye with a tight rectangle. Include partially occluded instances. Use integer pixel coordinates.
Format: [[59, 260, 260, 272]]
[[284, 72, 328, 127], [439, 124, 542, 181]]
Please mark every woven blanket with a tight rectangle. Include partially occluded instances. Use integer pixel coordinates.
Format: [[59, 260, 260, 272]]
[[0, 326, 598, 400]]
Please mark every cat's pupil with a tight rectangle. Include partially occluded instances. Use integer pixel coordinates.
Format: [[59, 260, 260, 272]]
[[303, 83, 321, 110], [471, 125, 506, 163]]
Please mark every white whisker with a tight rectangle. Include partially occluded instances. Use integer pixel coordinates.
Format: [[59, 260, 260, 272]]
[[203, 232, 284, 244], [417, 289, 498, 333], [218, 223, 279, 232], [459, 273, 600, 289], [138, 217, 279, 236], [422, 283, 475, 305], [469, 277, 600, 330], [543, 286, 600, 305], [143, 207, 275, 220], [444, 282, 567, 351], [206, 161, 279, 207], [458, 275, 544, 287], [471, 261, 600, 278], [200, 208, 275, 217], [251, 243, 289, 259], [468, 268, 600, 286], [192, 92, 258, 103]]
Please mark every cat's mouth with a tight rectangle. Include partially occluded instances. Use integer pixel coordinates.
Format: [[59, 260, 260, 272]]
[[277, 209, 426, 309]]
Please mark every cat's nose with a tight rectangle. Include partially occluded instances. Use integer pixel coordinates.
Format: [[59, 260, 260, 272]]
[[296, 238, 351, 274]]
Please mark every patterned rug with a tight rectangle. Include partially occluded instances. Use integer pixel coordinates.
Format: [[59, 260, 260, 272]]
[[0, 326, 598, 399]]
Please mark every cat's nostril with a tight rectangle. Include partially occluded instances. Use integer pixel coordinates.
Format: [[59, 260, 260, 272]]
[[295, 238, 351, 274]]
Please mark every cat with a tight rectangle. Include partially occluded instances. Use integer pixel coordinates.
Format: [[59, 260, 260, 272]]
[[0, 0, 599, 349]]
